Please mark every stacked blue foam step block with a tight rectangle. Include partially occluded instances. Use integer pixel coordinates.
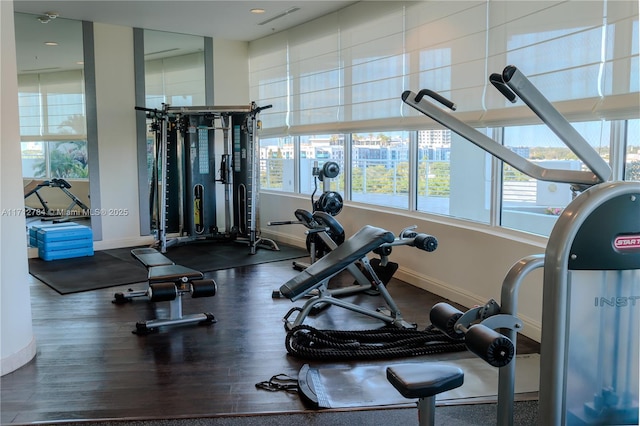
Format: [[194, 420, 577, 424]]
[[33, 223, 94, 261], [29, 222, 78, 248]]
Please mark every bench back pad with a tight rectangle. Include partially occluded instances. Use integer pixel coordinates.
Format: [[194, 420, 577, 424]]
[[279, 225, 395, 299]]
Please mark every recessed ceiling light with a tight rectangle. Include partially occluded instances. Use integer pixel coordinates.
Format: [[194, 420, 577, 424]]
[[251, 8, 266, 14], [44, 42, 58, 46]]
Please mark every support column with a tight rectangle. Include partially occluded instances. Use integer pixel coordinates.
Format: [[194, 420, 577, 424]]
[[1, 0, 37, 376]]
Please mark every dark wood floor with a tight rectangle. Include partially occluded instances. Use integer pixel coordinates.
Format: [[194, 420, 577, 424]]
[[1, 253, 539, 424]]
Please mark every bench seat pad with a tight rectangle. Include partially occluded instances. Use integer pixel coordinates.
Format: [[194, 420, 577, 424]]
[[386, 363, 464, 399], [131, 247, 175, 267], [148, 264, 203, 282]]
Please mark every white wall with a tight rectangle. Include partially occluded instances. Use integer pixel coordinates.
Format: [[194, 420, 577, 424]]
[[1, 0, 36, 376], [91, 23, 150, 250], [213, 39, 250, 105], [259, 191, 546, 342]]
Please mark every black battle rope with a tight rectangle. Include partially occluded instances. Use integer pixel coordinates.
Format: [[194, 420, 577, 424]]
[[285, 324, 467, 361]]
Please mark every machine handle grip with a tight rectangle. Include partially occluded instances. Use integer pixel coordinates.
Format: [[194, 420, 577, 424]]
[[489, 73, 517, 103], [414, 234, 438, 252], [267, 220, 299, 226], [305, 227, 330, 235], [253, 104, 273, 114], [134, 106, 163, 113], [414, 89, 457, 111]]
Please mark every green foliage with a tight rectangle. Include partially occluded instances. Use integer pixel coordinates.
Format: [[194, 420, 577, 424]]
[[33, 141, 88, 179], [261, 157, 284, 188], [626, 161, 640, 181], [503, 165, 530, 182], [426, 162, 450, 196]]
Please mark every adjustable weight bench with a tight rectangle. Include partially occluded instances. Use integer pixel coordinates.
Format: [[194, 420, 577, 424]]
[[271, 210, 389, 303], [279, 224, 438, 330], [113, 248, 217, 334]]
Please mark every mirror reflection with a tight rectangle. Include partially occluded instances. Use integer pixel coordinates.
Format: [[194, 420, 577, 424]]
[[15, 12, 90, 223]]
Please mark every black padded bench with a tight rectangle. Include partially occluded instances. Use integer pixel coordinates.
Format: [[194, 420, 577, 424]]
[[279, 225, 415, 329], [387, 363, 464, 426], [113, 248, 217, 334], [280, 225, 395, 299]]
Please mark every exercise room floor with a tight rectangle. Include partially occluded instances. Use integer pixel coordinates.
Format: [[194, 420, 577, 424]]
[[1, 254, 540, 424]]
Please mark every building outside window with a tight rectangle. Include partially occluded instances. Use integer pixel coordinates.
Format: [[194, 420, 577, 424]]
[[259, 136, 295, 192], [350, 131, 410, 210], [299, 134, 344, 198], [626, 119, 640, 181], [501, 121, 611, 235]]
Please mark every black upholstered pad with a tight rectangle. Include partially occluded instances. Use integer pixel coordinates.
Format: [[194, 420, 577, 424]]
[[386, 363, 464, 399], [131, 248, 175, 268], [279, 225, 395, 299], [148, 264, 203, 282]]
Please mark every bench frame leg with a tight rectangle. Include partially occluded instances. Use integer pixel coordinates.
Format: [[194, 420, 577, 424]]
[[134, 295, 216, 334], [284, 263, 415, 330], [417, 396, 436, 426]]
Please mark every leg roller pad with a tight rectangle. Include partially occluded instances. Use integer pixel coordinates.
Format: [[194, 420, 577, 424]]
[[429, 302, 464, 339], [465, 324, 514, 368], [190, 279, 217, 298], [148, 282, 178, 302]]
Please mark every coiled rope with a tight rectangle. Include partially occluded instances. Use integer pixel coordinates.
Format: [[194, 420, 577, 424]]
[[285, 324, 466, 361]]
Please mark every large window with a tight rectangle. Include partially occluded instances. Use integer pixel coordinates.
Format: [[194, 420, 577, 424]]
[[259, 116, 632, 237], [252, 1, 638, 237], [351, 131, 410, 210]]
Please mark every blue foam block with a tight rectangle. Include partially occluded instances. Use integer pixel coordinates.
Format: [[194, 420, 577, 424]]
[[38, 245, 94, 261], [29, 222, 79, 240], [37, 225, 93, 244]]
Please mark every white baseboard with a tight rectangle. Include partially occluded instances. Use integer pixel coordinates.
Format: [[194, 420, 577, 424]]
[[260, 229, 306, 249], [395, 266, 541, 343], [92, 236, 155, 251]]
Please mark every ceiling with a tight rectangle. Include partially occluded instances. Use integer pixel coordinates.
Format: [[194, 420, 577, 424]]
[[12, 1, 357, 74], [13, 1, 358, 42]]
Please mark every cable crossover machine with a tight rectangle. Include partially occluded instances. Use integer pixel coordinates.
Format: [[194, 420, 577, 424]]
[[401, 65, 639, 426], [136, 102, 275, 254]]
